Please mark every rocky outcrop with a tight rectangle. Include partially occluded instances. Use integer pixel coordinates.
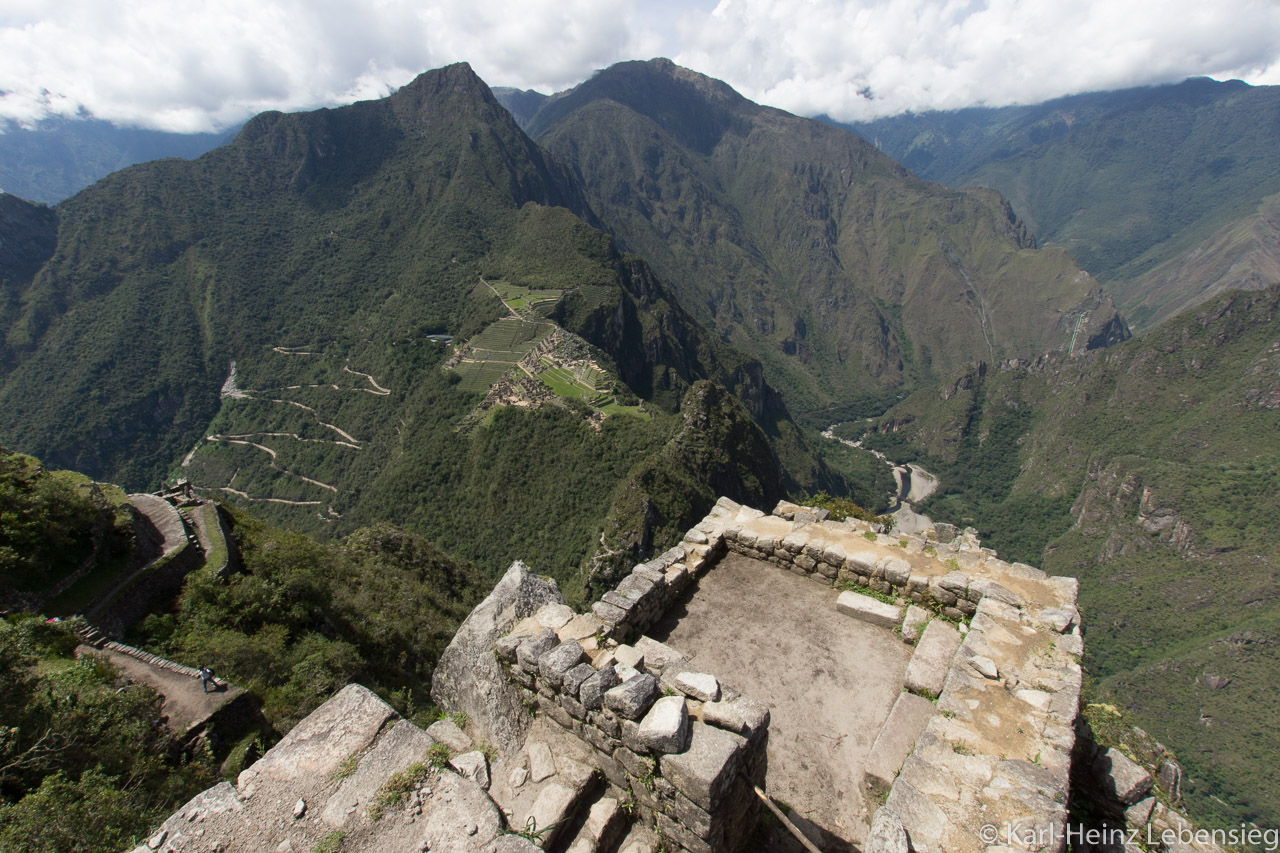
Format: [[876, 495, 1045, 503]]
[[430, 560, 564, 753]]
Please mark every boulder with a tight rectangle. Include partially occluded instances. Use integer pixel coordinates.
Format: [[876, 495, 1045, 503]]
[[431, 561, 563, 753], [635, 696, 691, 754], [1095, 747, 1153, 806], [604, 673, 661, 720]]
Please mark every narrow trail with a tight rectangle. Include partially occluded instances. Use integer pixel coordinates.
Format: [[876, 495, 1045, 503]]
[[271, 346, 317, 355], [265, 398, 360, 444], [1067, 312, 1088, 356], [940, 242, 996, 362], [205, 436, 339, 493], [481, 275, 520, 319], [218, 431, 360, 450], [342, 365, 390, 395]]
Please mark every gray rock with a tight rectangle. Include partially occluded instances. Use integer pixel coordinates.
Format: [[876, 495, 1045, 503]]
[[521, 782, 580, 849], [672, 670, 721, 702], [449, 750, 491, 790], [592, 600, 627, 625], [900, 605, 930, 645], [517, 628, 560, 671], [426, 718, 473, 753], [883, 778, 948, 852], [580, 666, 621, 710], [246, 684, 396, 785], [968, 654, 999, 680], [561, 662, 595, 697], [1157, 758, 1182, 801], [1126, 796, 1156, 828], [1095, 747, 1153, 806], [431, 561, 563, 753], [636, 696, 690, 754], [613, 644, 645, 670], [881, 557, 912, 586], [538, 640, 587, 688], [320, 719, 435, 827], [904, 619, 962, 696], [865, 807, 910, 853], [604, 673, 661, 720], [659, 722, 746, 810], [528, 741, 556, 782], [510, 766, 529, 788]]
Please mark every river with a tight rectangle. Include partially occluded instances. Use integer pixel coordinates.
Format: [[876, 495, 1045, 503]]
[[821, 423, 939, 534]]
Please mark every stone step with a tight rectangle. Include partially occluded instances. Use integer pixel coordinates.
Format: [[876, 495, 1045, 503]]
[[613, 822, 660, 853], [561, 794, 625, 853], [863, 691, 937, 800], [835, 589, 903, 628], [515, 753, 599, 850], [903, 618, 962, 697]]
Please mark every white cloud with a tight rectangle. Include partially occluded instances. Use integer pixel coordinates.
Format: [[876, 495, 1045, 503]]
[[1, 0, 1278, 131], [0, 0, 658, 132], [673, 0, 1280, 120]]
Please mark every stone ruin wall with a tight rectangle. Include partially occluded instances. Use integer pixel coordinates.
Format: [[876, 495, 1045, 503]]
[[483, 496, 1087, 853]]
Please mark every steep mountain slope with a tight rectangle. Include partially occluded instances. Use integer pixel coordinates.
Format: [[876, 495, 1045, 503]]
[[848, 78, 1280, 328], [0, 63, 827, 593], [0, 116, 232, 204], [859, 283, 1280, 829], [517, 59, 1122, 423]]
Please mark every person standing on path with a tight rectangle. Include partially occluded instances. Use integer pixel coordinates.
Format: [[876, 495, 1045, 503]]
[[199, 666, 216, 693]]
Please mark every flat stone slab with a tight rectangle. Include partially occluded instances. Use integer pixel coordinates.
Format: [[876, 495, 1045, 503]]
[[243, 684, 396, 785], [634, 636, 687, 674], [528, 741, 556, 783], [522, 781, 580, 848], [836, 590, 903, 629], [320, 719, 435, 827], [449, 750, 491, 790], [904, 619, 962, 697], [672, 670, 720, 702], [863, 692, 936, 800]]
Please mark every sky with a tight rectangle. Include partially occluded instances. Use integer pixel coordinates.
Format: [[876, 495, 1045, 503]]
[[2, 0, 1279, 133]]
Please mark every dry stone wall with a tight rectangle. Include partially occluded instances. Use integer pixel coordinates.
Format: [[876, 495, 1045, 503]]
[[559, 496, 1087, 853], [495, 605, 768, 853]]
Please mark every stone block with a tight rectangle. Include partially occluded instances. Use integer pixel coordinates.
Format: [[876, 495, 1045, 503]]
[[672, 670, 721, 702], [781, 531, 807, 553], [426, 718, 473, 753], [881, 557, 912, 586], [603, 590, 641, 610], [517, 628, 560, 671], [795, 553, 817, 571], [614, 644, 645, 670], [562, 662, 595, 698], [522, 782, 579, 848], [865, 807, 910, 853], [904, 619, 962, 697], [604, 673, 660, 720], [655, 812, 713, 853], [1095, 747, 1154, 806], [863, 692, 935, 799], [660, 722, 745, 810], [560, 693, 587, 720], [836, 590, 903, 628], [822, 541, 848, 566], [538, 640, 587, 688], [535, 603, 575, 631], [528, 741, 556, 782], [495, 632, 526, 663], [927, 580, 958, 606], [635, 696, 690, 754], [901, 605, 930, 644], [580, 665, 622, 710], [614, 745, 655, 779], [592, 600, 626, 626], [967, 577, 1023, 607], [539, 694, 575, 729]]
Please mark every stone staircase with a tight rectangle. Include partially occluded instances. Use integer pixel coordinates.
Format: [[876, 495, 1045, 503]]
[[488, 719, 658, 853]]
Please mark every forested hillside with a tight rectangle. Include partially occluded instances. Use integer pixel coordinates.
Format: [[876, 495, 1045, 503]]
[[510, 59, 1125, 425], [0, 63, 844, 598], [856, 283, 1280, 829]]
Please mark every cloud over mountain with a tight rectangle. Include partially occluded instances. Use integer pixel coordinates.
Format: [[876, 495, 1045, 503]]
[[2, 0, 1279, 131]]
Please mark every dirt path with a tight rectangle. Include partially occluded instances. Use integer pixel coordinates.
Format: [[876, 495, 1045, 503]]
[[78, 645, 241, 732], [648, 553, 910, 847]]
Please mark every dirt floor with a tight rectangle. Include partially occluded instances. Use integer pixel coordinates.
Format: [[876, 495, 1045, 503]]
[[648, 553, 910, 849]]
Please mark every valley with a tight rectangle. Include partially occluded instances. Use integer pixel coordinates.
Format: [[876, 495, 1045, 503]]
[[1, 55, 1278, 852]]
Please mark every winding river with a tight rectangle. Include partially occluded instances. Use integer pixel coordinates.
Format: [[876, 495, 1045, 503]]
[[821, 424, 940, 534]]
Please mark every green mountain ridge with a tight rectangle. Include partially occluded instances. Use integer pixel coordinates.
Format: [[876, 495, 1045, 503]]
[[511, 59, 1126, 423], [0, 63, 831, 597], [847, 77, 1280, 330]]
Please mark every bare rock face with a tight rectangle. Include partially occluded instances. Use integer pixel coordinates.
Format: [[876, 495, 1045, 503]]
[[431, 560, 564, 752]]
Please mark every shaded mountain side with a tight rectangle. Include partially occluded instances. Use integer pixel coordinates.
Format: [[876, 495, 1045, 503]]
[[491, 87, 549, 129], [0, 116, 233, 205], [0, 63, 832, 594], [856, 283, 1280, 830], [848, 78, 1280, 328], [0, 195, 58, 368], [1123, 193, 1280, 329], [522, 59, 1121, 422]]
